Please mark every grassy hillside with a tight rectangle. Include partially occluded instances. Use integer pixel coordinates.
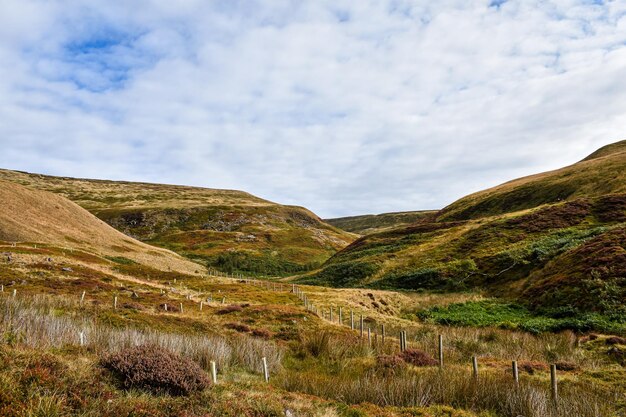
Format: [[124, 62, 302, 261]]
[[0, 180, 200, 275], [326, 210, 437, 235], [301, 141, 626, 322], [438, 140, 626, 221], [0, 169, 355, 276]]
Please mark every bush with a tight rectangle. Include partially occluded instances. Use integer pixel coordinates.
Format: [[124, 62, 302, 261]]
[[376, 354, 405, 375], [101, 344, 210, 395], [605, 336, 626, 345], [399, 349, 438, 367], [217, 305, 243, 315], [225, 322, 251, 333]]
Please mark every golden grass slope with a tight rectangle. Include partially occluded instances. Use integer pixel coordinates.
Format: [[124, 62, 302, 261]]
[[0, 180, 201, 274], [0, 168, 272, 210], [0, 168, 355, 275], [438, 140, 626, 221]]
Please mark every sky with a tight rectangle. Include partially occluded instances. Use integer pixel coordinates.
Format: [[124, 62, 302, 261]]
[[1, 1, 626, 218]]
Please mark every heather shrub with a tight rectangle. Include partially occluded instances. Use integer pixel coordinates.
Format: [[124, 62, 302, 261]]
[[251, 328, 272, 339], [225, 322, 251, 333], [217, 305, 243, 315], [376, 354, 405, 375], [101, 344, 210, 395], [605, 336, 626, 345], [400, 349, 438, 367]]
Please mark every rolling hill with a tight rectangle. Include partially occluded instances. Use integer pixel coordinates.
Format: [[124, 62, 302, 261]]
[[0, 169, 355, 276], [0, 179, 200, 274], [326, 210, 437, 235], [301, 140, 626, 317]]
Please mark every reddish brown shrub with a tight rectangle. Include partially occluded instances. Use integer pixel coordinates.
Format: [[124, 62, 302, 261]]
[[158, 303, 179, 312], [251, 328, 273, 339], [589, 334, 599, 341], [518, 361, 548, 375], [555, 361, 579, 371], [225, 322, 251, 333], [399, 349, 438, 367], [101, 344, 210, 395], [376, 354, 405, 374], [217, 305, 243, 315], [606, 336, 626, 345]]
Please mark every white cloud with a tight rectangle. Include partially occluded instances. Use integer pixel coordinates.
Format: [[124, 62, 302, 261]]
[[0, 0, 625, 217]]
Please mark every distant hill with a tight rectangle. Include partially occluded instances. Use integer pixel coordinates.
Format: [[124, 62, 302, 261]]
[[0, 180, 200, 274], [326, 210, 437, 235], [0, 169, 355, 276], [300, 140, 626, 316]]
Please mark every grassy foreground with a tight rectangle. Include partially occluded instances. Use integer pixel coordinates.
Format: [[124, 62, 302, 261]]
[[1, 249, 625, 416]]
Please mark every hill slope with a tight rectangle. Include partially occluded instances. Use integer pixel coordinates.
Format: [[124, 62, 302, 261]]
[[326, 210, 437, 235], [301, 140, 626, 316], [0, 180, 201, 274], [0, 169, 355, 276], [438, 140, 626, 221]]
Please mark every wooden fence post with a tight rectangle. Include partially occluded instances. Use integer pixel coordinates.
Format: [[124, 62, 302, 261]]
[[13, 289, 17, 298], [210, 361, 218, 384], [339, 307, 343, 325], [550, 364, 558, 404], [381, 324, 386, 345], [472, 356, 478, 379], [329, 307, 333, 322], [262, 357, 269, 382], [399, 331, 405, 352], [180, 302, 183, 313], [350, 310, 354, 330], [367, 327, 371, 346], [79, 331, 85, 347], [200, 301, 203, 311], [512, 360, 519, 386], [360, 314, 364, 338], [164, 303, 168, 312], [438, 335, 443, 368], [114, 296, 117, 309], [80, 291, 86, 304]]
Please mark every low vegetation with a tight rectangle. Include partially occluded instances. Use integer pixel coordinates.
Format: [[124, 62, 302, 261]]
[[101, 344, 210, 395]]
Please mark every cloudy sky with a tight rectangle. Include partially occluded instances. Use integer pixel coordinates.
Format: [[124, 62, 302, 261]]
[[1, 1, 625, 217]]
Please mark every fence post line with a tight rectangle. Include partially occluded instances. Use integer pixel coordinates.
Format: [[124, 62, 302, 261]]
[[114, 296, 117, 309], [367, 327, 371, 346], [80, 291, 86, 304], [329, 307, 333, 322], [381, 324, 386, 345], [438, 335, 443, 368], [12, 289, 17, 297], [79, 331, 85, 347], [262, 357, 270, 382], [350, 310, 354, 330], [512, 360, 519, 386], [550, 364, 558, 404], [164, 303, 168, 312], [180, 302, 183, 313], [399, 331, 404, 351], [1, 284, 3, 292], [472, 356, 478, 379], [210, 361, 218, 384], [200, 301, 203, 311]]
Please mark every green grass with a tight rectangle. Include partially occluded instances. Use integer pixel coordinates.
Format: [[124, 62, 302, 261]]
[[417, 299, 626, 335]]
